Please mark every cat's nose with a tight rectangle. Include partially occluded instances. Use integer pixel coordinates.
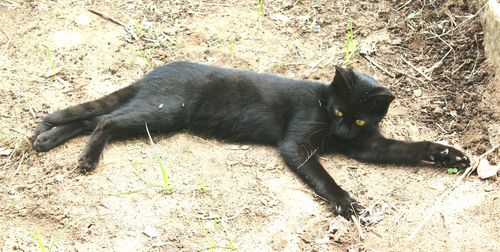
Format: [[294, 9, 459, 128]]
[[336, 125, 351, 139]]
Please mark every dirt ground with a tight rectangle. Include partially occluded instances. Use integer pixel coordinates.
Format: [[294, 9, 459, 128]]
[[0, 0, 499, 251]]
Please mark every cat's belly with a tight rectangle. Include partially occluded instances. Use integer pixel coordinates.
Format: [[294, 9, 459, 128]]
[[186, 106, 286, 145]]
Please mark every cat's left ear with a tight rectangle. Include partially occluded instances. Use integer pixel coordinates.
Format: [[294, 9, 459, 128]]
[[365, 89, 395, 114], [331, 66, 356, 96]]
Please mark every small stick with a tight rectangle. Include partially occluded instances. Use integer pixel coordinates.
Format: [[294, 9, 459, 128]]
[[0, 28, 11, 58], [351, 215, 365, 241], [401, 56, 432, 81], [393, 68, 424, 83], [11, 152, 25, 177], [406, 143, 500, 241], [362, 55, 396, 78], [87, 9, 126, 27]]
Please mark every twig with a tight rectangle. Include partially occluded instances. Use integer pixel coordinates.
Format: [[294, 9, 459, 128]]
[[406, 143, 500, 241], [393, 68, 424, 83], [296, 147, 318, 170], [304, 57, 327, 75], [477, 143, 500, 160], [401, 56, 432, 81], [0, 28, 11, 58], [351, 216, 365, 241], [429, 3, 487, 39], [361, 55, 396, 78], [87, 9, 125, 27], [11, 152, 25, 177]]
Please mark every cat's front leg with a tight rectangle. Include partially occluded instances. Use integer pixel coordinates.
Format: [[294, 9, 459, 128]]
[[343, 136, 470, 169], [278, 140, 364, 220]]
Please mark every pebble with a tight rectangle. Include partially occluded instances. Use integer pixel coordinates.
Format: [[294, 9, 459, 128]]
[[143, 226, 159, 238]]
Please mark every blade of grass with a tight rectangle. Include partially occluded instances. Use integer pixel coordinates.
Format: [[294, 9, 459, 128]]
[[257, 0, 264, 20], [344, 20, 357, 65], [47, 222, 72, 252], [33, 228, 46, 252], [144, 123, 172, 193]]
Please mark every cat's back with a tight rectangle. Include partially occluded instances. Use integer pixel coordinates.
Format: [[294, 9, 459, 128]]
[[138, 61, 322, 94]]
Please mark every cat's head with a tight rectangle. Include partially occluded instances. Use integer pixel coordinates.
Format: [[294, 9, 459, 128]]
[[326, 66, 394, 139]]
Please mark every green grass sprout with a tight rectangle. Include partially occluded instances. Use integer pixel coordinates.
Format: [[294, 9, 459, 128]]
[[145, 123, 172, 193], [447, 167, 459, 174], [257, 0, 264, 20], [344, 20, 357, 65], [229, 32, 237, 57], [33, 222, 72, 252], [34, 228, 46, 252], [42, 45, 57, 72]]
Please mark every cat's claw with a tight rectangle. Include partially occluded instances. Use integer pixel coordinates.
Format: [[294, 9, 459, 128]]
[[429, 144, 470, 169], [333, 193, 365, 222], [78, 155, 98, 172]]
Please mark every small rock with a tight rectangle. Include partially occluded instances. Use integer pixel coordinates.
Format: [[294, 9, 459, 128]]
[[413, 89, 422, 97], [282, 0, 293, 9], [449, 110, 457, 117], [74, 14, 90, 26], [143, 226, 159, 238], [0, 147, 13, 156], [227, 160, 239, 166], [271, 13, 290, 23], [433, 106, 443, 115], [477, 158, 499, 179], [240, 145, 250, 150]]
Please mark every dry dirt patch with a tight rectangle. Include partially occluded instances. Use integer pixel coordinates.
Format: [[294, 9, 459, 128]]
[[0, 1, 498, 251]]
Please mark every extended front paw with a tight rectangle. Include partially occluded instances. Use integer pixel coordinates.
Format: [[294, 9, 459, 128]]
[[332, 192, 365, 221], [428, 143, 470, 169]]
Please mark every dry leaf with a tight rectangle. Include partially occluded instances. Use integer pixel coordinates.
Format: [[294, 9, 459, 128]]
[[477, 158, 499, 179]]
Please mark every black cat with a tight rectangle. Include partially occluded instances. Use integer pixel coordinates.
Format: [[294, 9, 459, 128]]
[[33, 61, 470, 220]]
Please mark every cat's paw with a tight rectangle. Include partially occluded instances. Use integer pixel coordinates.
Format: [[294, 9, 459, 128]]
[[428, 143, 470, 169], [332, 193, 365, 221], [78, 154, 99, 172], [32, 128, 58, 152], [32, 123, 54, 149]]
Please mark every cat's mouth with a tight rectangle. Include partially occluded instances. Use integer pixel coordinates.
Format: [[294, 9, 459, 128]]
[[334, 125, 358, 140]]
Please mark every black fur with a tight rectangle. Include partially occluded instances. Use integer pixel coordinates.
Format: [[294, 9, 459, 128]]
[[33, 61, 470, 220]]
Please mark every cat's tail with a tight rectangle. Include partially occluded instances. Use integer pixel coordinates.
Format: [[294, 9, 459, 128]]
[[40, 82, 140, 127]]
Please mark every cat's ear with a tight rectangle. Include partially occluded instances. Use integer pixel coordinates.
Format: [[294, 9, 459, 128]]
[[331, 66, 356, 96], [365, 89, 395, 114]]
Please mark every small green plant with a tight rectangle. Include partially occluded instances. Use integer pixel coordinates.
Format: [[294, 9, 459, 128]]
[[33, 223, 71, 252], [140, 41, 159, 65], [42, 45, 57, 73], [228, 238, 238, 251], [447, 167, 459, 174], [257, 0, 264, 20], [129, 17, 143, 37], [229, 32, 237, 57], [344, 20, 357, 65], [197, 174, 208, 193], [0, 133, 12, 142], [145, 123, 172, 193]]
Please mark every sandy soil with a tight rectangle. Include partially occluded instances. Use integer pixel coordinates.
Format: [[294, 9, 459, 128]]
[[0, 0, 498, 251]]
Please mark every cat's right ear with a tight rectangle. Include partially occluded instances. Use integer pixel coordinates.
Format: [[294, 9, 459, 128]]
[[331, 66, 356, 96]]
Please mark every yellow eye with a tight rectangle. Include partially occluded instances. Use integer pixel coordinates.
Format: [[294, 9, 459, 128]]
[[334, 109, 343, 117], [355, 119, 365, 126]]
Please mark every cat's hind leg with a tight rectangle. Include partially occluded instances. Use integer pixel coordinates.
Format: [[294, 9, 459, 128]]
[[33, 118, 100, 152], [33, 83, 140, 140], [78, 101, 185, 172]]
